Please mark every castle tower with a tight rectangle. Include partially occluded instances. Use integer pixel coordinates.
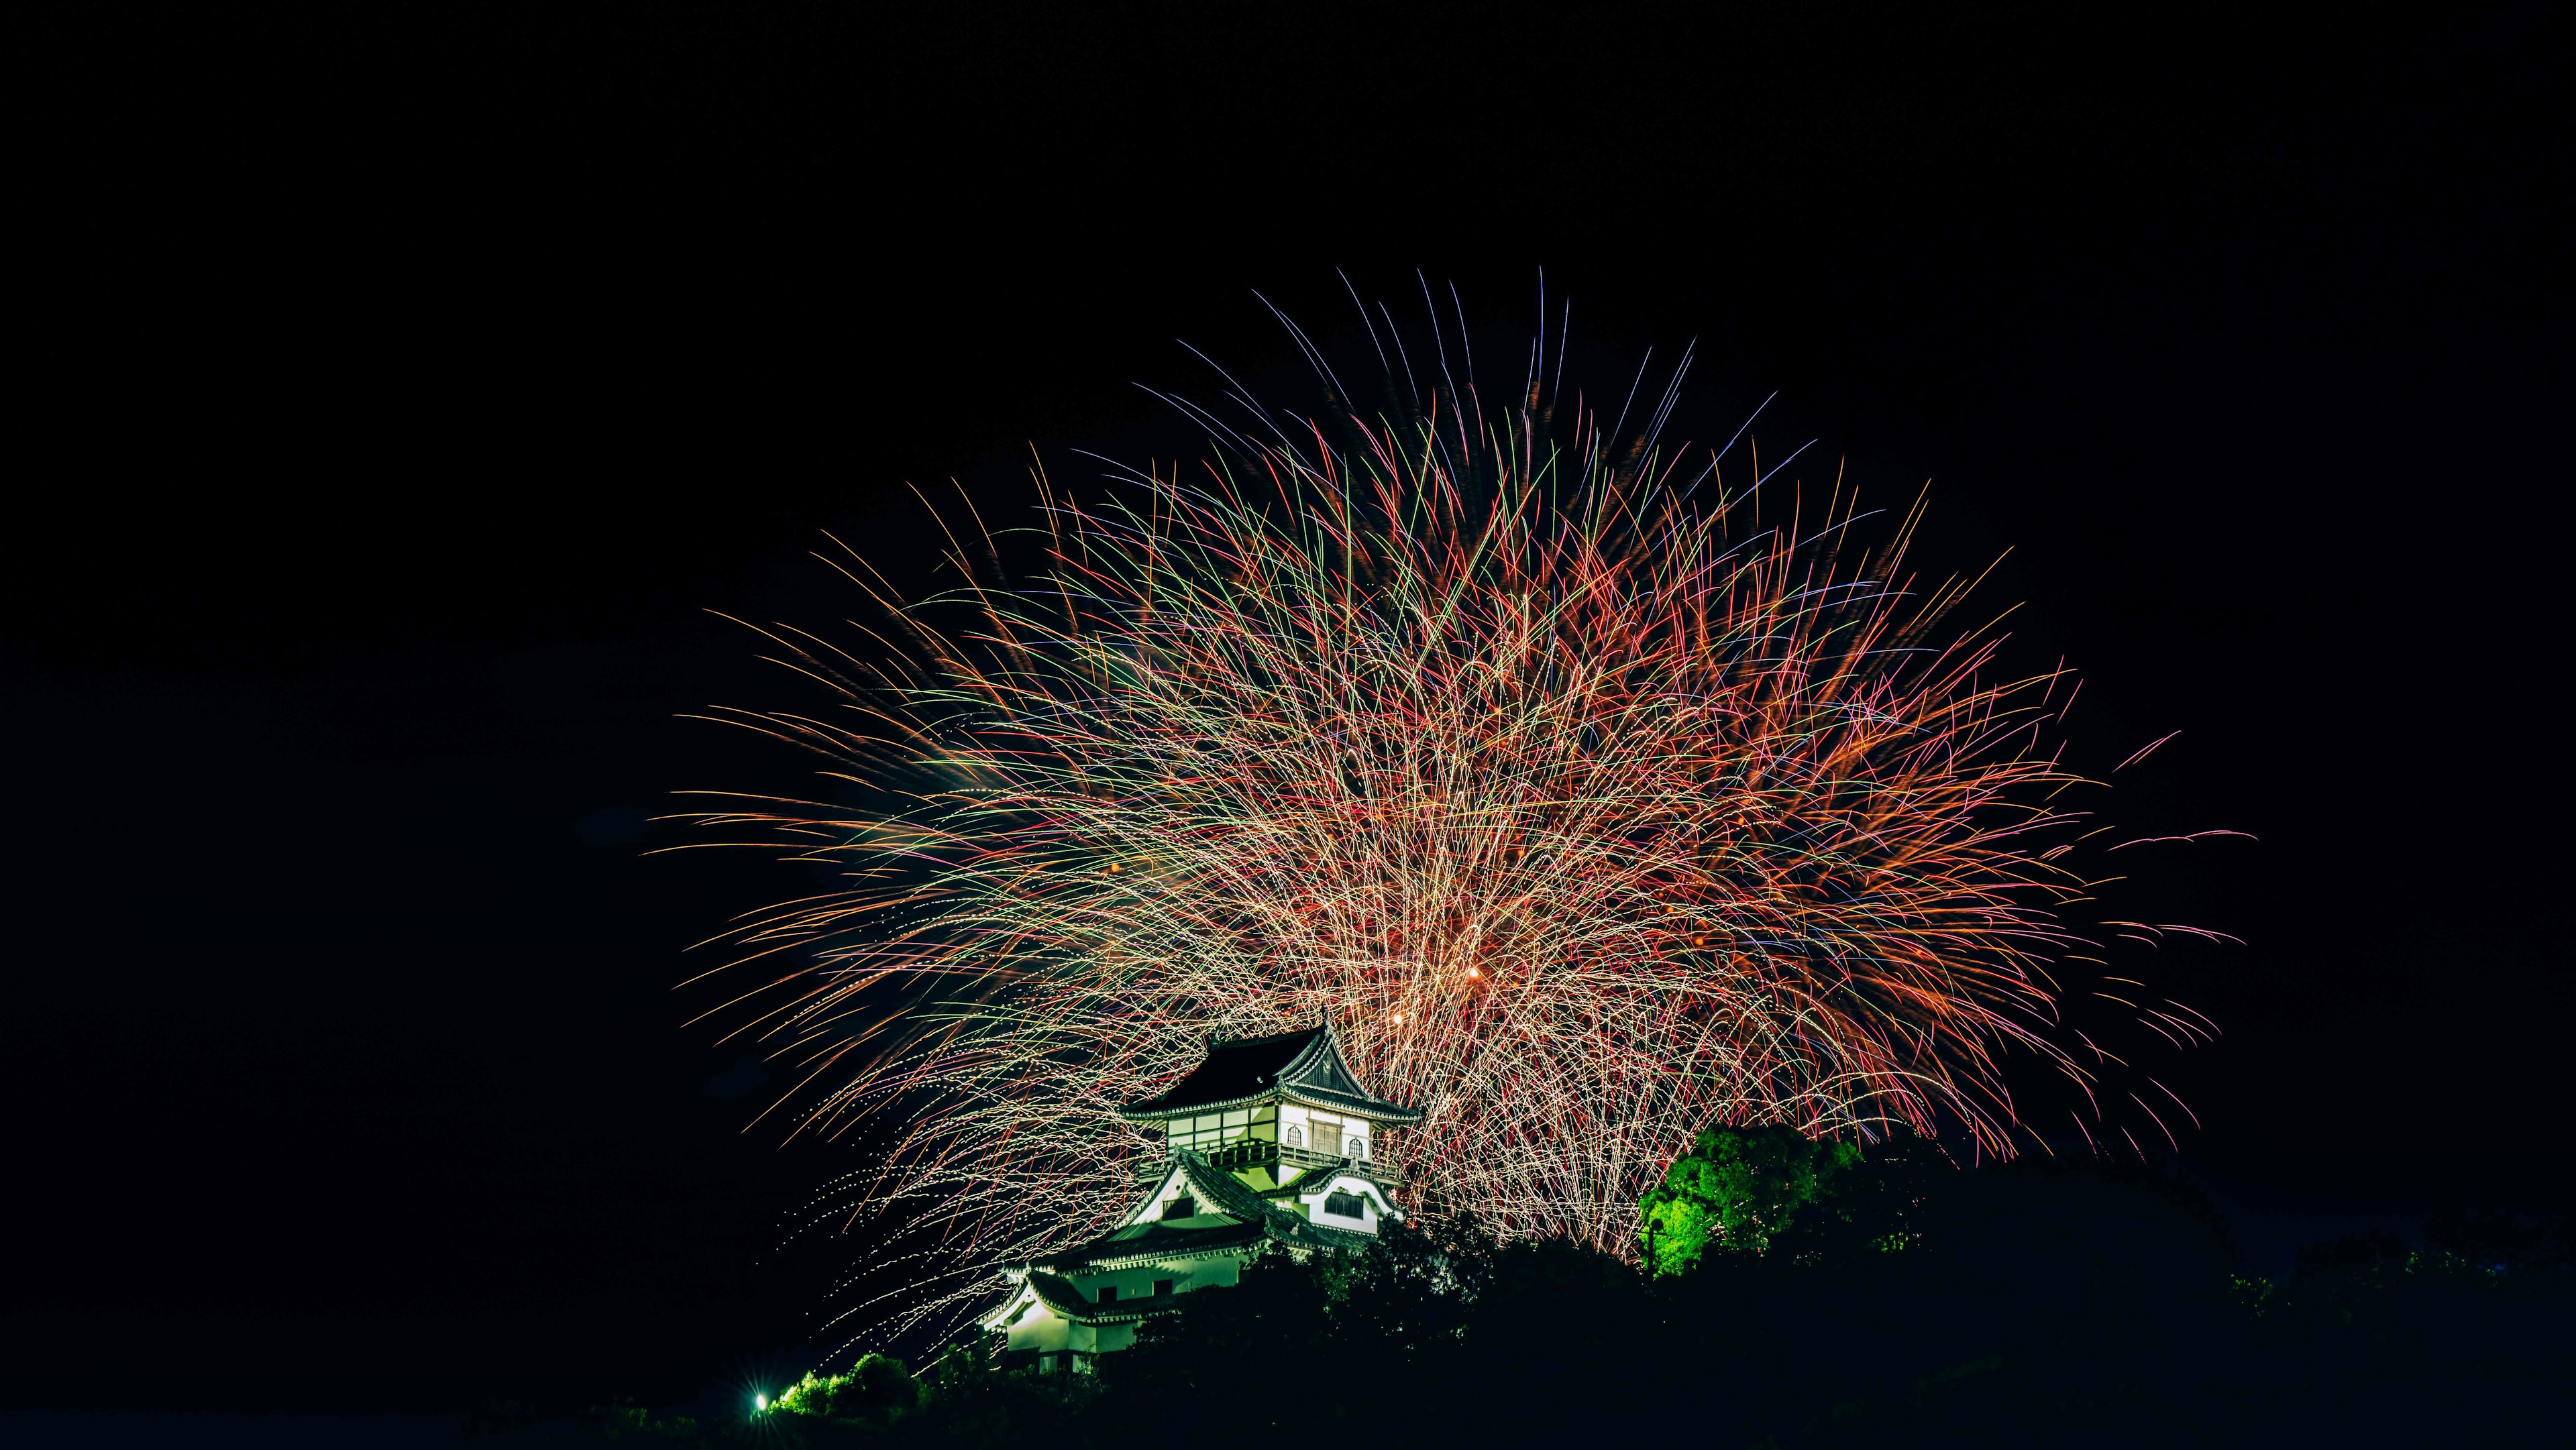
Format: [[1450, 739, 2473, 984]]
[[976, 1022, 1422, 1373]]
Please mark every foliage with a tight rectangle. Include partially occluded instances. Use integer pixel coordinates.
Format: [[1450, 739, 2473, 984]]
[[772, 1355, 924, 1423], [1109, 1133, 2569, 1448], [1640, 1123, 1898, 1272], [495, 1136, 2573, 1448]]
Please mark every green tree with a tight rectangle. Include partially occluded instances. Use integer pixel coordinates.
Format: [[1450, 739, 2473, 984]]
[[835, 1355, 924, 1420], [1639, 1123, 1862, 1273], [774, 1353, 924, 1424]]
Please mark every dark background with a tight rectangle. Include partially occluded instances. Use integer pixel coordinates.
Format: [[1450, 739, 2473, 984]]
[[7, 0, 2566, 1416]]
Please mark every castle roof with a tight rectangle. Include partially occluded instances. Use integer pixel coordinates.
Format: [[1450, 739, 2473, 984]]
[[1116, 1024, 1423, 1124], [1019, 1148, 1385, 1277], [1021, 1270, 1193, 1327], [979, 1141, 1408, 1337]]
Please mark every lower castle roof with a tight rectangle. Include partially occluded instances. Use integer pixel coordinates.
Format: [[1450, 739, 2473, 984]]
[[1023, 1271, 1193, 1327], [1008, 1148, 1383, 1278]]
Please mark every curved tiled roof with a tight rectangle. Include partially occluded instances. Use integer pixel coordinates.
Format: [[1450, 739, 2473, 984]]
[[1030, 1218, 1273, 1272], [1173, 1148, 1382, 1253], [1117, 1024, 1422, 1124], [1028, 1149, 1382, 1277], [986, 1148, 1387, 1333], [1024, 1270, 1193, 1325]]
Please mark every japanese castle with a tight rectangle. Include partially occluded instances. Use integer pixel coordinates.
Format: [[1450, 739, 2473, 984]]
[[977, 1022, 1421, 1373]]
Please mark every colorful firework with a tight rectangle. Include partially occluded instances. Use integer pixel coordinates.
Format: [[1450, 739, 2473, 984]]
[[673, 294, 2206, 1349]]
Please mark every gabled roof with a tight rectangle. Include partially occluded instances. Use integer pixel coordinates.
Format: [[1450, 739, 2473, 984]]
[[1028, 1271, 1193, 1325], [1028, 1219, 1274, 1273], [1025, 1272, 1095, 1319], [1165, 1148, 1302, 1225], [1020, 1149, 1383, 1276], [1116, 1023, 1423, 1123], [1252, 1159, 1405, 1201]]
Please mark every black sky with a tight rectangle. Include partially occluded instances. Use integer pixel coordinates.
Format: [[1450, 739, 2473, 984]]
[[7, 0, 2567, 1415]]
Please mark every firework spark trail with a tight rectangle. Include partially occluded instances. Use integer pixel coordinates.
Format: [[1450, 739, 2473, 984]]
[[673, 339, 2204, 1352]]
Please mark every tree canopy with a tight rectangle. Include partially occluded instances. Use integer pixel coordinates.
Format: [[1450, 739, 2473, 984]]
[[486, 1127, 2573, 1448]]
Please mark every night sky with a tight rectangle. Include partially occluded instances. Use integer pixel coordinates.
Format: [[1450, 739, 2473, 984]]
[[9, 1, 2565, 1420]]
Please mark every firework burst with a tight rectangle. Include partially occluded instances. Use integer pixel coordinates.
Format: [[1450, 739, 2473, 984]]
[[673, 294, 2205, 1349]]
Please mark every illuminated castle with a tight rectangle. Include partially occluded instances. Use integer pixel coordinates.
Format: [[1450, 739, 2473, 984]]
[[977, 1022, 1421, 1372]]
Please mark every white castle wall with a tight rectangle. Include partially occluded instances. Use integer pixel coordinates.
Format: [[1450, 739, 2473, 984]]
[[1278, 1103, 1371, 1158]]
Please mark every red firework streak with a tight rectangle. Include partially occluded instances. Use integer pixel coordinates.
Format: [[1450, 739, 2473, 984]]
[[669, 309, 2213, 1351]]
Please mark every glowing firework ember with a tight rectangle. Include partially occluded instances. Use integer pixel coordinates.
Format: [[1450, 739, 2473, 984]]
[[675, 295, 2207, 1349]]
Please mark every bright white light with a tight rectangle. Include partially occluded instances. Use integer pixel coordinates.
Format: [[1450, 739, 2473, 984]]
[[753, 1393, 768, 1412]]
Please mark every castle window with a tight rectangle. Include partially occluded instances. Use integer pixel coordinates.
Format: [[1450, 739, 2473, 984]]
[[1285, 1123, 1305, 1148], [1097, 1284, 1118, 1302], [1153, 1278, 1175, 1296], [1346, 1135, 1366, 1158], [1324, 1190, 1367, 1219]]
